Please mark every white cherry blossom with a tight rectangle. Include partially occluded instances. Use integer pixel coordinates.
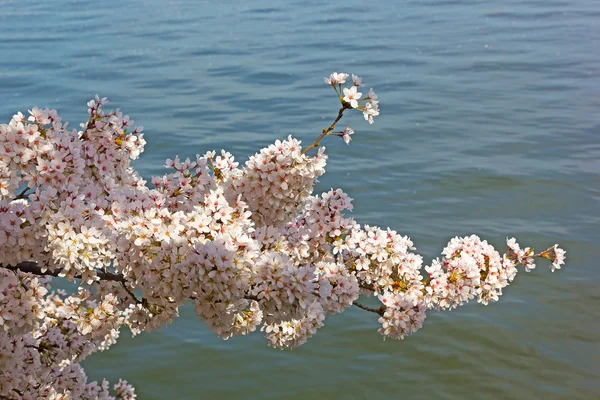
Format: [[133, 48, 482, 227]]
[[343, 86, 362, 108], [0, 73, 565, 396]]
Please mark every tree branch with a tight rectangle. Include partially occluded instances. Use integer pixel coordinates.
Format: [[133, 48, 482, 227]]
[[353, 301, 384, 316], [2, 261, 126, 282], [120, 281, 143, 304], [359, 282, 375, 292], [245, 294, 259, 302], [12, 187, 32, 201], [301, 103, 350, 155]]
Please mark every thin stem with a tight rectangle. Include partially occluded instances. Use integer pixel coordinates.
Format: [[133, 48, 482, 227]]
[[13, 187, 32, 201], [331, 84, 340, 96], [3, 261, 125, 282], [505, 245, 557, 264], [359, 283, 376, 292], [245, 294, 260, 302], [121, 281, 143, 305], [301, 103, 350, 155], [353, 301, 384, 316]]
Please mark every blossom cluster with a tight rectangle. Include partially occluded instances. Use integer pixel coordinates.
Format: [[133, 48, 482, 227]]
[[0, 73, 565, 397], [325, 72, 379, 124], [233, 136, 327, 227], [424, 235, 518, 308], [0, 275, 136, 399]]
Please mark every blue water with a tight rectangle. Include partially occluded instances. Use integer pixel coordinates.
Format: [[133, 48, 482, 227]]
[[1, 0, 599, 398]]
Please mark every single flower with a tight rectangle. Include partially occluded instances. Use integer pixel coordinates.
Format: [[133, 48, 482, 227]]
[[343, 86, 362, 108]]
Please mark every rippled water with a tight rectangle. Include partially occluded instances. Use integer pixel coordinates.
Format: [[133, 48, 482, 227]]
[[2, 0, 599, 398]]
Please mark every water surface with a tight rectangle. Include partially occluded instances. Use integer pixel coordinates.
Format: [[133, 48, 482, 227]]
[[1, 0, 599, 398]]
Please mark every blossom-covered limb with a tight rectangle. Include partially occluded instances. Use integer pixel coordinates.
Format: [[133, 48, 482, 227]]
[[12, 187, 32, 201], [2, 261, 126, 282], [0, 73, 564, 396], [353, 301, 384, 316]]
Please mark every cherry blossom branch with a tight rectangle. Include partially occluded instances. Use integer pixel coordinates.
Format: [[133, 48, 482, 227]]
[[120, 281, 143, 305], [12, 187, 32, 201], [359, 282, 376, 292], [2, 261, 126, 283], [353, 301, 385, 316], [301, 103, 351, 155], [245, 294, 260, 302], [6, 263, 386, 318], [0, 389, 22, 400], [0, 75, 564, 396]]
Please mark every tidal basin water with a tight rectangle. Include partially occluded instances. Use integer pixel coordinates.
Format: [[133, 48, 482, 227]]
[[1, 0, 599, 398]]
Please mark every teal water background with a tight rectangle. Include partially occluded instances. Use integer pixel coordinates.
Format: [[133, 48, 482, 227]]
[[1, 0, 599, 398]]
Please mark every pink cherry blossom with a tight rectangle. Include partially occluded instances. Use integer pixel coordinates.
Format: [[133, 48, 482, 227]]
[[0, 73, 565, 397]]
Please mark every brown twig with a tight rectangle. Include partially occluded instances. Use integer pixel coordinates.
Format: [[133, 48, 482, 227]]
[[245, 294, 260, 302], [359, 282, 376, 292], [120, 281, 143, 304], [3, 261, 125, 282], [301, 103, 351, 155], [12, 187, 32, 201], [353, 301, 385, 316]]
